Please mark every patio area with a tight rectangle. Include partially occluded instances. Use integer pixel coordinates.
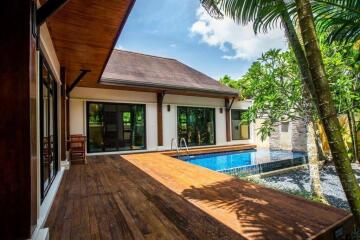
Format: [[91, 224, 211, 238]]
[[46, 152, 353, 239], [45, 155, 242, 239]]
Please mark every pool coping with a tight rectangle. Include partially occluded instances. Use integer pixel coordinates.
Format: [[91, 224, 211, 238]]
[[173, 146, 308, 177]]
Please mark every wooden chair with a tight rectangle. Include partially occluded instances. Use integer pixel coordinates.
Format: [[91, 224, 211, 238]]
[[69, 134, 86, 164]]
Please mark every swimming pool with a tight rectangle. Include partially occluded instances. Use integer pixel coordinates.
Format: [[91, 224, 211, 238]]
[[178, 149, 307, 176]]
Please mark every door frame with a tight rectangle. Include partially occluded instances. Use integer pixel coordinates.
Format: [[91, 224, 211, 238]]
[[86, 101, 147, 153], [39, 53, 59, 202]]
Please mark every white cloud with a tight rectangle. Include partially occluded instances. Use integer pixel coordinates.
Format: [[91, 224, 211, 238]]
[[170, 43, 177, 48], [115, 44, 125, 50], [190, 7, 287, 60]]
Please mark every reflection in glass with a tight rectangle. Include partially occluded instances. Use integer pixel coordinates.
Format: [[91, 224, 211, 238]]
[[40, 57, 58, 201], [177, 106, 215, 146], [87, 102, 146, 153], [42, 67, 49, 191], [231, 109, 250, 140]]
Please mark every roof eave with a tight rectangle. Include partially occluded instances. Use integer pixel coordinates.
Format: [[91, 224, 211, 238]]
[[99, 77, 239, 98]]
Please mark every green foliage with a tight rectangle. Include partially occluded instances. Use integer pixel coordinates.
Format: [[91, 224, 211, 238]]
[[320, 37, 360, 116], [200, 0, 288, 34], [219, 75, 251, 100], [220, 40, 360, 141], [221, 49, 308, 140], [200, 0, 224, 19], [312, 0, 360, 44], [200, 0, 360, 44]]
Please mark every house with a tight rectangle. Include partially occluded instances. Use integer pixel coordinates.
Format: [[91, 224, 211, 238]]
[[1, 1, 253, 238], [69, 49, 255, 154], [1, 1, 353, 239], [1, 0, 135, 239]]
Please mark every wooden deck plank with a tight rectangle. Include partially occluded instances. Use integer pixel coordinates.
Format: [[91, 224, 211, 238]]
[[46, 155, 242, 239], [45, 145, 353, 239], [122, 151, 353, 240]]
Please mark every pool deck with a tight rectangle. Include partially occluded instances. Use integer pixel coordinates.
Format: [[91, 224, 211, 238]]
[[160, 144, 257, 156], [46, 145, 353, 239]]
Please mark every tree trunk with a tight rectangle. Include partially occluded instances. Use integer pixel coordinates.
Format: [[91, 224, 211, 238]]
[[279, 3, 316, 102], [308, 121, 328, 203], [313, 121, 328, 162], [279, 1, 327, 202], [295, 0, 360, 226], [348, 110, 359, 162]]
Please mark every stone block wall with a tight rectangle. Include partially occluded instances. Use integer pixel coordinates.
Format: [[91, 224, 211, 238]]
[[291, 119, 307, 152], [255, 118, 308, 152]]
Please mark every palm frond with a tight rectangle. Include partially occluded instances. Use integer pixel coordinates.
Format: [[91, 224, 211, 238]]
[[218, 0, 262, 25], [200, 0, 224, 19], [203, 0, 290, 35], [253, 1, 288, 34], [312, 0, 360, 44]]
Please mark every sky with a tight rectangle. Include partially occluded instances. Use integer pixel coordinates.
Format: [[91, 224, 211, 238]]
[[116, 0, 288, 80]]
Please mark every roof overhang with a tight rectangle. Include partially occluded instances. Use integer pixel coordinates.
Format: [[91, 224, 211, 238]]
[[99, 77, 239, 99], [42, 0, 135, 87]]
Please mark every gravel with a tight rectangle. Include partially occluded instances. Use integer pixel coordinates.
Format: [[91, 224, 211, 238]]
[[258, 163, 360, 210]]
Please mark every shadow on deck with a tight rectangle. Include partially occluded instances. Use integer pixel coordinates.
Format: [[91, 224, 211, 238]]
[[45, 154, 353, 239]]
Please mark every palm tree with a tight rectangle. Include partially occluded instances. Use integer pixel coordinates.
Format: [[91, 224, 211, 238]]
[[200, 0, 360, 224], [312, 0, 360, 43], [201, 0, 328, 203], [295, 0, 360, 225]]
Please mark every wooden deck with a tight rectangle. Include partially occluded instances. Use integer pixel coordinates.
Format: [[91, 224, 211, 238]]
[[46, 150, 353, 239]]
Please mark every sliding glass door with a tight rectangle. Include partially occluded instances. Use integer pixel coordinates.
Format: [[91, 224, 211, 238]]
[[87, 102, 146, 153], [40, 55, 58, 201], [177, 106, 215, 146]]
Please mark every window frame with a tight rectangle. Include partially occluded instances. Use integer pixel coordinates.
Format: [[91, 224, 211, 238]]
[[39, 53, 58, 202], [231, 109, 250, 140], [177, 106, 216, 147], [86, 101, 147, 153], [281, 121, 290, 133]]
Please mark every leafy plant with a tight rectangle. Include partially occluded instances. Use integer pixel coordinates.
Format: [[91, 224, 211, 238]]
[[312, 0, 360, 44]]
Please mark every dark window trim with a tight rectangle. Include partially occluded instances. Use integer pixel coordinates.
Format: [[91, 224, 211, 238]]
[[86, 101, 147, 153], [39, 52, 58, 202], [177, 106, 216, 147], [281, 121, 290, 133], [231, 109, 250, 141]]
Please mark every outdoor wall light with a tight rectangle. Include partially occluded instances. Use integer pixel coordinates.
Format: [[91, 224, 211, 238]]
[[220, 107, 223, 114], [167, 105, 171, 112]]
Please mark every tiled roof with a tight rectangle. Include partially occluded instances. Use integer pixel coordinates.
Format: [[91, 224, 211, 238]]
[[100, 49, 239, 97]]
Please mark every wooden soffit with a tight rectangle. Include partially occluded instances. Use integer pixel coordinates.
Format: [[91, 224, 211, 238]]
[[43, 0, 135, 87]]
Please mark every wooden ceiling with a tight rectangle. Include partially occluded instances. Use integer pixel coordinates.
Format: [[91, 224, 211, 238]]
[[43, 0, 135, 87]]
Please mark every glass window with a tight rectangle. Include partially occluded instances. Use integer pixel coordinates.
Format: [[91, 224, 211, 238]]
[[281, 122, 290, 132], [177, 106, 215, 146], [231, 109, 250, 140], [87, 102, 146, 153], [40, 55, 58, 201]]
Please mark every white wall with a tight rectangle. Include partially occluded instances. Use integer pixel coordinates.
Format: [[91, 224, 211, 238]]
[[279, 122, 293, 150], [70, 87, 159, 152], [70, 87, 255, 153], [40, 24, 60, 82], [162, 104, 177, 148], [69, 99, 85, 135], [70, 87, 156, 103], [215, 107, 227, 145], [146, 103, 158, 150]]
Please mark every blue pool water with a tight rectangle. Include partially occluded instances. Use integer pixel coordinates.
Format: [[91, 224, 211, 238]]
[[178, 149, 307, 175]]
